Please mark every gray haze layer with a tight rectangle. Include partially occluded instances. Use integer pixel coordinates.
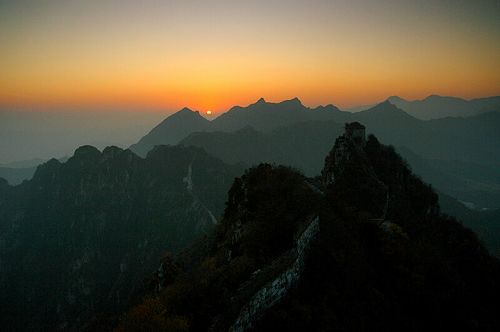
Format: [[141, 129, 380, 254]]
[[0, 108, 165, 164]]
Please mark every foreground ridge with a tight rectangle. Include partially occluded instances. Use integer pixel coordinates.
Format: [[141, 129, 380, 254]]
[[110, 123, 500, 332]]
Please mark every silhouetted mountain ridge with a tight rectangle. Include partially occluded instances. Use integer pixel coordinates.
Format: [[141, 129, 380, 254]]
[[130, 108, 210, 156], [388, 94, 500, 119], [130, 97, 345, 156], [181, 104, 500, 189]]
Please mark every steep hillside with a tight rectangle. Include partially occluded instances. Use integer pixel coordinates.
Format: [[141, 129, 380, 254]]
[[180, 119, 500, 257], [0, 145, 242, 331], [114, 124, 500, 332], [439, 193, 500, 258], [397, 147, 500, 209], [255, 126, 500, 331], [130, 108, 211, 157]]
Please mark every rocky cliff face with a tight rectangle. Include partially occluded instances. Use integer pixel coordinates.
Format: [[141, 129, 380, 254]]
[[0, 145, 242, 331]]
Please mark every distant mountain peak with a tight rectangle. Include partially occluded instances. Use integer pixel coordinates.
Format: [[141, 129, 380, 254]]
[[424, 94, 448, 100], [164, 107, 207, 122], [251, 97, 304, 109], [362, 100, 412, 117], [129, 106, 210, 157], [281, 97, 303, 107], [388, 96, 406, 103], [177, 107, 199, 115], [378, 100, 396, 108], [423, 94, 467, 102], [255, 97, 266, 105]]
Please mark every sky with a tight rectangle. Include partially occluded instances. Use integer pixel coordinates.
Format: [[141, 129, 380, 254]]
[[1, 0, 499, 113]]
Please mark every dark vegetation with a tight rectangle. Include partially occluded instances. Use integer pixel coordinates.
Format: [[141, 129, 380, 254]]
[[0, 145, 242, 331], [113, 133, 500, 332], [257, 136, 500, 331], [114, 164, 320, 331], [439, 193, 500, 258]]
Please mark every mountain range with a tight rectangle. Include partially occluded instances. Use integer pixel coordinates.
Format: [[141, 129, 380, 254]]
[[0, 145, 242, 330], [388, 95, 500, 120], [2, 95, 499, 165], [129, 98, 500, 257], [130, 98, 345, 156], [105, 126, 500, 332], [2, 97, 499, 247], [8, 97, 499, 202], [344, 95, 500, 120], [133, 98, 500, 169]]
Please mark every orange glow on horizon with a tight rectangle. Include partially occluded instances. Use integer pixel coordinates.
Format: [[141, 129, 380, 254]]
[[1, 1, 499, 112], [1, 76, 498, 113]]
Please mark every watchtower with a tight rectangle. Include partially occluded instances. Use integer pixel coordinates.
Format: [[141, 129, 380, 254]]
[[344, 122, 366, 146]]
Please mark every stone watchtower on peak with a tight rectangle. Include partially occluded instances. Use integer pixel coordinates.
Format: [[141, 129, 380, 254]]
[[344, 122, 366, 147], [322, 122, 367, 187]]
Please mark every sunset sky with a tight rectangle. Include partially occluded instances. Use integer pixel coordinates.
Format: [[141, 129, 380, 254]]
[[1, 0, 499, 113]]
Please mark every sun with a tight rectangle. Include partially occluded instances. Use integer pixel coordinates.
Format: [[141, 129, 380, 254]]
[[206, 110, 212, 115]]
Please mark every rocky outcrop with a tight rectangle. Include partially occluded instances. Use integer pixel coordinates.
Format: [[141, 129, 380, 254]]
[[322, 123, 366, 187], [322, 123, 388, 218]]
